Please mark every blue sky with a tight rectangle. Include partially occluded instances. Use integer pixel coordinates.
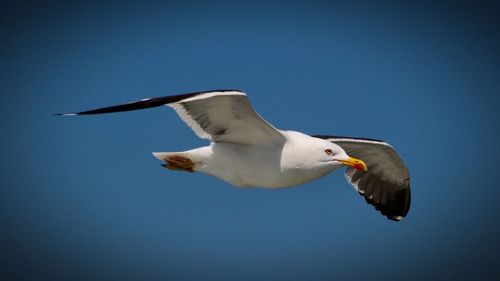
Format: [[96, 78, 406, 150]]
[[2, 1, 500, 280]]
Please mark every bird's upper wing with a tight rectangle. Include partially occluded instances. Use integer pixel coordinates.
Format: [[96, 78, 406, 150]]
[[313, 135, 411, 221], [56, 90, 285, 146]]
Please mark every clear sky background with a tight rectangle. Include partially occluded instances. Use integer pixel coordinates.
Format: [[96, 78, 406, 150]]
[[2, 1, 500, 280]]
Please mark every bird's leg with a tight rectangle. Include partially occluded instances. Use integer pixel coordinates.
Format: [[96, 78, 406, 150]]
[[161, 155, 195, 173]]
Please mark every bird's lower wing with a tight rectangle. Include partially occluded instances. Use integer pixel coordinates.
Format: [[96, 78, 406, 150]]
[[313, 135, 411, 221]]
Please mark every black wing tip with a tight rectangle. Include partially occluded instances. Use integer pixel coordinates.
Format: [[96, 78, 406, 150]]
[[349, 180, 411, 222], [53, 111, 106, 116], [53, 113, 78, 116], [362, 188, 411, 222], [52, 89, 246, 117], [388, 215, 405, 221], [363, 198, 406, 221]]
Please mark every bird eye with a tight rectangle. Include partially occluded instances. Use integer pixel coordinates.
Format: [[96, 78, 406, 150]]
[[325, 149, 333, 155]]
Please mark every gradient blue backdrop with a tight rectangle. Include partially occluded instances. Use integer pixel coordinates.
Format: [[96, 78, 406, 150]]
[[2, 1, 499, 280]]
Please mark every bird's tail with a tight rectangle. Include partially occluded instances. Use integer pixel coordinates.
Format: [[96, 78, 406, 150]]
[[152, 152, 187, 161], [152, 151, 196, 172]]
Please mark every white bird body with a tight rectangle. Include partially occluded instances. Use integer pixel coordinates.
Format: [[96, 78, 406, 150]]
[[154, 130, 346, 188]]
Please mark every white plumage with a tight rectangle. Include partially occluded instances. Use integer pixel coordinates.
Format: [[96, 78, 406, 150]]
[[56, 90, 410, 221]]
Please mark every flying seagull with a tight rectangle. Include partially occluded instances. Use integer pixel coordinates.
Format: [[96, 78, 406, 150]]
[[56, 90, 410, 221]]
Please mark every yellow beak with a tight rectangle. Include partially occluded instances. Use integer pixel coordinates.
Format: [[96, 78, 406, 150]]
[[338, 156, 368, 171]]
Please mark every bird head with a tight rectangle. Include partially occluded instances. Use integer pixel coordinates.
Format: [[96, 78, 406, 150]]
[[320, 143, 367, 171]]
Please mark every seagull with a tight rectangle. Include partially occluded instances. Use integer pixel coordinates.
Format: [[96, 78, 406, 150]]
[[56, 90, 410, 221]]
